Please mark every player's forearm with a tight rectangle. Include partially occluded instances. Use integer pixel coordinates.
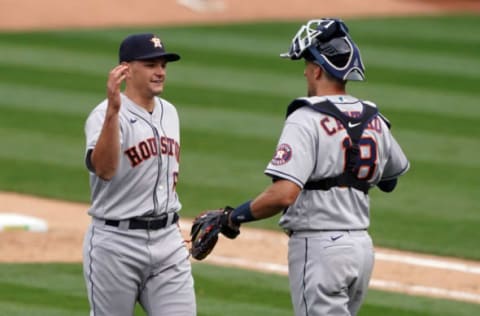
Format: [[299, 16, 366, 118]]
[[249, 200, 283, 220], [251, 182, 299, 218], [231, 180, 301, 224], [91, 111, 120, 180]]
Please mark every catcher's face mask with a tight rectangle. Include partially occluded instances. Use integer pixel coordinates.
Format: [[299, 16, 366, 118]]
[[280, 18, 365, 81]]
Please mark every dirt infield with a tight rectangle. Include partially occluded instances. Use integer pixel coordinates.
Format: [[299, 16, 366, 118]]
[[2, 192, 480, 304], [1, 0, 479, 31], [1, 0, 480, 306]]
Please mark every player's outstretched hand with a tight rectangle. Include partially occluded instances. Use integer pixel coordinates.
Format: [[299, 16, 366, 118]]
[[106, 64, 129, 113]]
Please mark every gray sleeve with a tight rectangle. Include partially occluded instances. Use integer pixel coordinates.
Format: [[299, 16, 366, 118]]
[[84, 108, 124, 171], [84, 109, 105, 172], [85, 109, 105, 152], [382, 134, 410, 180], [265, 119, 316, 188]]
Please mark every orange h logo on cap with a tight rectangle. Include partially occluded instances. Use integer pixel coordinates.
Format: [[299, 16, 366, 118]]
[[150, 36, 162, 48]]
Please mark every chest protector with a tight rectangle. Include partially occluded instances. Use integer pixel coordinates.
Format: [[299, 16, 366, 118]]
[[286, 99, 384, 194]]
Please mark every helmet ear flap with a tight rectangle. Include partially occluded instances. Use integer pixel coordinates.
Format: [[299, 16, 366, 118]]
[[345, 68, 365, 81]]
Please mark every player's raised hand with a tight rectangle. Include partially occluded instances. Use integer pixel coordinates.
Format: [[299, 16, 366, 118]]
[[106, 64, 128, 113]]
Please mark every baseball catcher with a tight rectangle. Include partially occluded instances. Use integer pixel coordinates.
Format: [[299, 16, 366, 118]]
[[189, 18, 410, 316], [189, 206, 240, 260]]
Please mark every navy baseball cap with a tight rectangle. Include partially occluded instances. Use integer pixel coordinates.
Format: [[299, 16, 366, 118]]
[[119, 33, 180, 63]]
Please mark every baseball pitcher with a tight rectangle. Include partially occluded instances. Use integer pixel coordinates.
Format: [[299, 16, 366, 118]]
[[83, 33, 195, 316]]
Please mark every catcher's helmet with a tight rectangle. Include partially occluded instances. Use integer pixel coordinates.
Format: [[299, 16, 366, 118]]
[[280, 18, 365, 81]]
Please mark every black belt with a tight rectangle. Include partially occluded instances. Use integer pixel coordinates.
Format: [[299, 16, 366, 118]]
[[285, 228, 366, 237], [105, 213, 179, 230]]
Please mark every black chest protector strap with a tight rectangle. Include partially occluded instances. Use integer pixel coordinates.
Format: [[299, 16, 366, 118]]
[[286, 99, 379, 194]]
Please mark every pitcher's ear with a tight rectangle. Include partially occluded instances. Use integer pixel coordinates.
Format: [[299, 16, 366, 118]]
[[121, 62, 131, 77]]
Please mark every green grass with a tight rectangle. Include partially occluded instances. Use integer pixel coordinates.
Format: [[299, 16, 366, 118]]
[[0, 9, 478, 279], [1, 15, 480, 260], [0, 263, 479, 315]]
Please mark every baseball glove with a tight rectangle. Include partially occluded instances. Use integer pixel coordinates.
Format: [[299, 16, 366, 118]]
[[190, 206, 240, 260]]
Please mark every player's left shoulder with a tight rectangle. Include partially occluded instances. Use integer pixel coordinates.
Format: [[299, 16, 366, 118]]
[[286, 104, 320, 127]]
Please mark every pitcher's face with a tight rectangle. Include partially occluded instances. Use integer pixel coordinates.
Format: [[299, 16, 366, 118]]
[[127, 58, 168, 97]]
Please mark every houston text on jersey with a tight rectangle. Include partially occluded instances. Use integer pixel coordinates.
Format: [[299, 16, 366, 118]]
[[124, 136, 180, 167]]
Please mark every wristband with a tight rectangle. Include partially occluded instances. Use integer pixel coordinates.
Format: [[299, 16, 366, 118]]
[[230, 200, 255, 225]]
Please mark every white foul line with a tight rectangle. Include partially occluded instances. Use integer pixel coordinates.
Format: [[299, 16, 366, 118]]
[[205, 254, 480, 304], [370, 279, 480, 303], [375, 251, 480, 275], [208, 255, 288, 274]]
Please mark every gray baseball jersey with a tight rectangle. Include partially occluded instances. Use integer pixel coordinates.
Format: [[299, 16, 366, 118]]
[[83, 93, 195, 316], [266, 95, 409, 316], [265, 95, 409, 232], [85, 93, 181, 220]]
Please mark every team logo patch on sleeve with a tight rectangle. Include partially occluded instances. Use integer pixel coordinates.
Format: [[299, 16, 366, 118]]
[[271, 143, 292, 165]]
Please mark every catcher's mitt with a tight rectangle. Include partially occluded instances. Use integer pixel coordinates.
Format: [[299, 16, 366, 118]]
[[190, 207, 240, 260]]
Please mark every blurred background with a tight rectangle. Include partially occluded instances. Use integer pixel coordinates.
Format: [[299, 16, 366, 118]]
[[0, 0, 479, 315]]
